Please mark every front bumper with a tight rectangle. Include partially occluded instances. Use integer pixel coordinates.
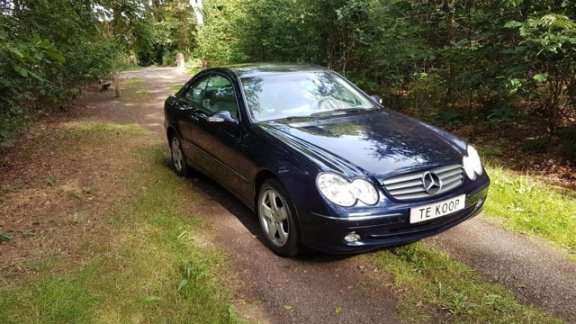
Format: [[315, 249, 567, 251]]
[[299, 184, 489, 253]]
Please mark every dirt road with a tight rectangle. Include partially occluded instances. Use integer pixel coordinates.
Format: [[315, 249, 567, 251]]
[[4, 67, 574, 323]]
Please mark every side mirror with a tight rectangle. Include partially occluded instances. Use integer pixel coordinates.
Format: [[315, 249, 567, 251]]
[[208, 110, 238, 124], [370, 95, 383, 105]]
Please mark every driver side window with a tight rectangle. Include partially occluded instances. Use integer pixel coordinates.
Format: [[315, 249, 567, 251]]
[[182, 74, 239, 118], [205, 75, 239, 118], [183, 76, 210, 106]]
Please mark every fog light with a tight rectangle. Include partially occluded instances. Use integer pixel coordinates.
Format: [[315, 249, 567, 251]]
[[476, 199, 484, 208], [344, 233, 361, 243]]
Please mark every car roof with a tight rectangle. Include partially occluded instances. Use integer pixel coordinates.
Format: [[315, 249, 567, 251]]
[[208, 63, 329, 78]]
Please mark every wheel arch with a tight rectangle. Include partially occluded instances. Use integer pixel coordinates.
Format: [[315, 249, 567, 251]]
[[166, 125, 178, 142], [255, 173, 303, 256], [253, 169, 306, 227], [253, 169, 277, 209]]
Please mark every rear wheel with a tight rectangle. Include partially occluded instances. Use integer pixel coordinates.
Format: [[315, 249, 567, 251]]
[[257, 179, 301, 257], [170, 134, 188, 177]]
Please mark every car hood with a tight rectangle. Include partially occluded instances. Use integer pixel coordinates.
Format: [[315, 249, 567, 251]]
[[259, 110, 467, 181]]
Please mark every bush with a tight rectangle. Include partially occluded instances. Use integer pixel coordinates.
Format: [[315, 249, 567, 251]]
[[0, 0, 116, 144]]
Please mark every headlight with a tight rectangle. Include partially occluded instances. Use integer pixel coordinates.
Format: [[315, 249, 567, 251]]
[[316, 173, 379, 207], [462, 145, 483, 180]]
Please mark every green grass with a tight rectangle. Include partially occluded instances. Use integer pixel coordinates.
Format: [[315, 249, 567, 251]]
[[367, 243, 560, 323], [0, 124, 244, 323], [61, 121, 145, 140], [0, 269, 103, 323], [185, 58, 203, 75], [170, 83, 183, 92], [123, 78, 155, 101], [0, 227, 14, 242], [186, 66, 202, 75], [125, 78, 144, 89], [484, 165, 576, 256]]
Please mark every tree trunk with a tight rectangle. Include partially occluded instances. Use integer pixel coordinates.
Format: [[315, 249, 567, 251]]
[[112, 61, 120, 98], [189, 0, 203, 26]]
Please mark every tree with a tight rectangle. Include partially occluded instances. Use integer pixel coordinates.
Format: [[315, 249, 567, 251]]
[[0, 0, 117, 141], [506, 14, 576, 133]]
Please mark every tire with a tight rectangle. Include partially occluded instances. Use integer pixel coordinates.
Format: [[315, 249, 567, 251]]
[[170, 134, 188, 177], [257, 179, 301, 257]]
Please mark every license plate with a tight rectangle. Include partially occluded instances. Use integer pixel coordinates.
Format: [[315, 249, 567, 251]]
[[409, 195, 466, 224]]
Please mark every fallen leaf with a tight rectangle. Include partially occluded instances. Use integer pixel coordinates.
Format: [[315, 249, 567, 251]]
[[144, 295, 162, 302]]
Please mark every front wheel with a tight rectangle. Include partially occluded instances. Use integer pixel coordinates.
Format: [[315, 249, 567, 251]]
[[257, 179, 301, 257], [170, 134, 188, 177]]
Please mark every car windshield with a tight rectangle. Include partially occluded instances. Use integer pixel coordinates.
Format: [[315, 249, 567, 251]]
[[241, 71, 376, 122]]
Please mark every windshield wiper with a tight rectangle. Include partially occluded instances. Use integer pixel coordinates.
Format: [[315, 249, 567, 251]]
[[310, 108, 371, 118], [282, 115, 314, 121], [279, 108, 373, 122]]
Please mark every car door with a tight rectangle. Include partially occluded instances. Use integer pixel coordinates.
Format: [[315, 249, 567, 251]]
[[179, 73, 254, 198], [174, 74, 213, 173]]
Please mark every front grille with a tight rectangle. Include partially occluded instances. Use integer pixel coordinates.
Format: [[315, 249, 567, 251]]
[[382, 164, 464, 200]]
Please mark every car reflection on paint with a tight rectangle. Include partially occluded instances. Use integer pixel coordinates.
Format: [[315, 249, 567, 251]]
[[164, 64, 490, 257]]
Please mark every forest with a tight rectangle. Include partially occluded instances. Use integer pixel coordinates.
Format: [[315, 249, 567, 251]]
[[1, 0, 575, 162]]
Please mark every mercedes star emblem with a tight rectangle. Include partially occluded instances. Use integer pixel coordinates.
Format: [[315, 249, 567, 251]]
[[422, 171, 442, 194]]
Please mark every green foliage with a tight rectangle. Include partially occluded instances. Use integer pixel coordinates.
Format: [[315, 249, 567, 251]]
[[556, 126, 576, 160], [4, 0, 576, 145], [238, 0, 323, 63], [109, 0, 198, 66], [196, 0, 383, 68], [0, 0, 201, 143], [195, 0, 576, 134], [0, 0, 117, 143], [196, 0, 249, 65], [521, 136, 551, 153], [435, 109, 464, 127], [506, 12, 576, 132], [487, 106, 519, 124], [0, 108, 28, 145]]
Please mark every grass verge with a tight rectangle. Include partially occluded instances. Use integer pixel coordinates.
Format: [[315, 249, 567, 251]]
[[367, 243, 561, 323], [0, 123, 243, 323], [484, 165, 576, 256], [170, 83, 183, 92]]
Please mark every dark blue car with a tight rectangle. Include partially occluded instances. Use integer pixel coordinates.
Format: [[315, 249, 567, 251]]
[[164, 64, 490, 256]]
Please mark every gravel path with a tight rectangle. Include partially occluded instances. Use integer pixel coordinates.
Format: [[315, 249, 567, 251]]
[[86, 67, 575, 323]]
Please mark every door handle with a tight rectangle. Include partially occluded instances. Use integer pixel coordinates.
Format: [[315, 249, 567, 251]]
[[189, 110, 208, 122]]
